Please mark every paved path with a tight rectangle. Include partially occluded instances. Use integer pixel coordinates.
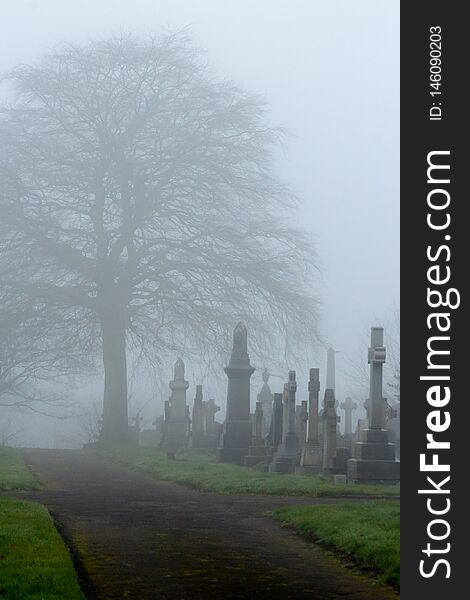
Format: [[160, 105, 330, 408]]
[[13, 449, 398, 600]]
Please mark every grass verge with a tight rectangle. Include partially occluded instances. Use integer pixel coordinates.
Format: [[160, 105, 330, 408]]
[[273, 501, 400, 589], [0, 446, 39, 490], [0, 497, 86, 600], [93, 445, 400, 497]]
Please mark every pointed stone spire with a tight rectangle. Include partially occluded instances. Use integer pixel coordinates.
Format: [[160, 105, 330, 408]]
[[326, 347, 336, 392], [174, 357, 185, 380]]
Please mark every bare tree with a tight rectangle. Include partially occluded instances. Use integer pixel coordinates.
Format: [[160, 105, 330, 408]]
[[0, 32, 319, 441]]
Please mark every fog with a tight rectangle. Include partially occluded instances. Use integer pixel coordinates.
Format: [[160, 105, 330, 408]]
[[0, 1, 399, 447]]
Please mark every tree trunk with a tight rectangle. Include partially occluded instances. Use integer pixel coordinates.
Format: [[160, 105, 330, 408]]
[[100, 310, 130, 443]]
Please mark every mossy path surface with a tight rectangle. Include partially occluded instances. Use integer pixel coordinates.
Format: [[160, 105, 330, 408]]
[[13, 449, 398, 600]]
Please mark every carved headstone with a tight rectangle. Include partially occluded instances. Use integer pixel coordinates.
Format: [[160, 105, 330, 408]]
[[191, 385, 206, 448], [299, 368, 323, 473], [269, 371, 301, 473], [257, 368, 274, 435], [218, 323, 255, 464], [268, 393, 284, 452], [322, 389, 340, 472], [244, 401, 270, 468], [347, 327, 400, 483], [163, 358, 190, 453], [326, 348, 336, 393], [340, 397, 357, 436], [295, 401, 308, 448]]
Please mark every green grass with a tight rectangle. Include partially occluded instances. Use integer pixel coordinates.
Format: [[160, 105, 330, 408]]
[[0, 497, 86, 600], [273, 501, 400, 588], [94, 445, 400, 497], [0, 446, 39, 490]]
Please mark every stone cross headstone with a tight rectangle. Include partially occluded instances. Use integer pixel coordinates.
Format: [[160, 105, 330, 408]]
[[218, 322, 255, 464], [340, 397, 357, 436], [347, 327, 399, 483], [368, 328, 387, 429]]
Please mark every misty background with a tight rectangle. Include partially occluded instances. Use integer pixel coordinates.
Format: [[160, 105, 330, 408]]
[[0, 1, 399, 447]]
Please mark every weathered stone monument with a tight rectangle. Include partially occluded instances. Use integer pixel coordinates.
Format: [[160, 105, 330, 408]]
[[326, 347, 336, 391], [218, 323, 255, 464], [140, 415, 165, 448], [347, 327, 400, 483], [191, 385, 206, 448], [269, 371, 301, 473], [281, 383, 289, 441], [322, 389, 340, 472], [340, 396, 357, 452], [295, 401, 308, 448], [203, 398, 222, 447], [340, 397, 357, 436], [164, 358, 190, 453], [244, 401, 270, 468], [268, 392, 284, 453], [387, 402, 400, 460], [299, 368, 323, 473], [257, 368, 274, 435]]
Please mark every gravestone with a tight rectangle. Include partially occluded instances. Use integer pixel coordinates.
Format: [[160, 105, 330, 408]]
[[340, 396, 357, 451], [141, 415, 165, 448], [257, 368, 274, 435], [340, 397, 357, 435], [347, 327, 400, 483], [387, 402, 400, 460], [267, 392, 284, 452], [191, 385, 206, 448], [164, 358, 190, 453], [269, 371, 301, 473], [326, 347, 336, 392], [282, 383, 289, 441], [299, 368, 323, 473], [295, 401, 308, 448], [218, 323, 255, 464], [130, 413, 142, 446], [322, 389, 340, 472], [204, 398, 222, 447], [244, 401, 270, 468]]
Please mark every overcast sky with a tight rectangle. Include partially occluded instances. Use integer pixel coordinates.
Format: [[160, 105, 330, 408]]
[[1, 1, 399, 411]]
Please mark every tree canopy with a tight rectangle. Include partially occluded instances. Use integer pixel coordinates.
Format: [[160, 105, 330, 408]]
[[0, 32, 319, 437]]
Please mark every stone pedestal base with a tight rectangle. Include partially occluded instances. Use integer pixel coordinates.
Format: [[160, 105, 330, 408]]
[[295, 464, 323, 475], [269, 432, 300, 474], [218, 420, 251, 465], [218, 419, 252, 465], [299, 442, 322, 474], [244, 438, 270, 468], [164, 421, 188, 453], [269, 456, 297, 473], [332, 447, 351, 475], [347, 429, 400, 483]]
